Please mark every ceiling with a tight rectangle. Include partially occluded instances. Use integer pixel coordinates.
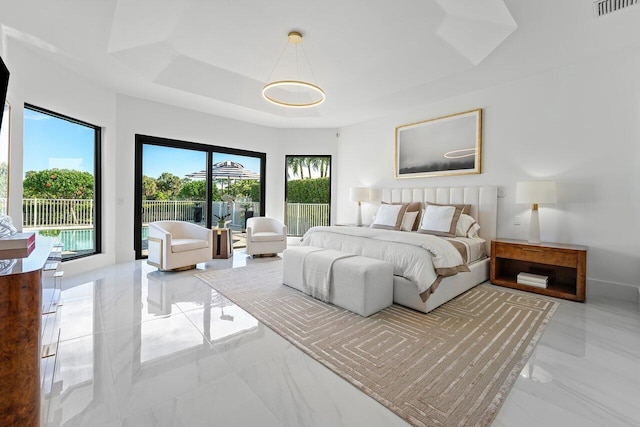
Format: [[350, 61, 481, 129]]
[[2, 0, 640, 128]]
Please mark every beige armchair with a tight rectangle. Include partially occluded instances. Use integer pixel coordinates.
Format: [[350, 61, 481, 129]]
[[147, 220, 213, 271], [246, 217, 287, 256]]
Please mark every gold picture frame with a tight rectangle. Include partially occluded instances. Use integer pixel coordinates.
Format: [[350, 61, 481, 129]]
[[395, 108, 482, 179]]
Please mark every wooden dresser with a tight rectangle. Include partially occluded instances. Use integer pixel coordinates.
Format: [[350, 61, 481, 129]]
[[0, 236, 62, 426]]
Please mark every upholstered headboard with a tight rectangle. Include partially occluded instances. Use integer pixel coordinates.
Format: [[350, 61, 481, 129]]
[[379, 186, 498, 254]]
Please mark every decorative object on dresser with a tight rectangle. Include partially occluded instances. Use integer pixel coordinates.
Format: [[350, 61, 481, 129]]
[[0, 231, 36, 258], [491, 239, 586, 301], [395, 108, 482, 179], [0, 214, 18, 237], [515, 180, 557, 243], [349, 186, 370, 227]]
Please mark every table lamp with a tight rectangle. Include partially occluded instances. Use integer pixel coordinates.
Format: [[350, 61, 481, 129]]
[[349, 187, 370, 227], [516, 181, 557, 244]]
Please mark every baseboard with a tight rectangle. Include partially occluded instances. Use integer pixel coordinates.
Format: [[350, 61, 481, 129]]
[[587, 278, 640, 303]]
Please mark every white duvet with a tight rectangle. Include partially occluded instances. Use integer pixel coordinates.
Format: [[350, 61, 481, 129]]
[[301, 226, 469, 300]]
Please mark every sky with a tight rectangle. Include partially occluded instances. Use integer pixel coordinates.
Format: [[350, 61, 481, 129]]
[[23, 108, 95, 176], [142, 145, 262, 180], [23, 107, 261, 180]]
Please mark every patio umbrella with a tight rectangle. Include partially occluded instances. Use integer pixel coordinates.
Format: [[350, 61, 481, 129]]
[[185, 160, 260, 193]]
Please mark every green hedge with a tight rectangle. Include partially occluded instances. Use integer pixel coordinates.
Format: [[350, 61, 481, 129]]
[[287, 177, 330, 203]]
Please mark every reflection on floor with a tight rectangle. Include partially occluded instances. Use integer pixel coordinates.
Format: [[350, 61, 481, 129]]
[[42, 250, 640, 426]]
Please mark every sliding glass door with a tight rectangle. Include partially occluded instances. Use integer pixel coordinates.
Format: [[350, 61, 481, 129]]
[[135, 135, 266, 258]]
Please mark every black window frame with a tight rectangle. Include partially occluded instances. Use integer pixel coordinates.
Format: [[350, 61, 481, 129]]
[[23, 103, 102, 261]]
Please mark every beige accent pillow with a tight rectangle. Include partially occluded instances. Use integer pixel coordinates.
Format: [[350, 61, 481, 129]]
[[426, 202, 471, 216], [418, 204, 463, 237], [370, 203, 409, 230], [455, 213, 481, 238], [400, 210, 419, 232], [382, 201, 422, 230]]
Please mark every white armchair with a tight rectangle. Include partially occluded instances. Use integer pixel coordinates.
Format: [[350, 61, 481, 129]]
[[246, 217, 287, 256], [147, 221, 213, 271]]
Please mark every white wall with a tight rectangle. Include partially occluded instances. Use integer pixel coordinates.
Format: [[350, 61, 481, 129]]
[[3, 42, 117, 276], [336, 48, 640, 296], [115, 95, 338, 263], [3, 41, 337, 272]]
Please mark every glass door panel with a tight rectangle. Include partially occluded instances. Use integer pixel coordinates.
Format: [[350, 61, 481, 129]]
[[211, 152, 262, 248], [140, 144, 207, 257]]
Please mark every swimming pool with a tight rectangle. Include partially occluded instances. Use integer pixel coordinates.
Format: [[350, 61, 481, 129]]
[[29, 228, 96, 255]]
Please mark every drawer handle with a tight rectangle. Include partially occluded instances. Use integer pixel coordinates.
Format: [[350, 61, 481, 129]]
[[521, 248, 544, 252]]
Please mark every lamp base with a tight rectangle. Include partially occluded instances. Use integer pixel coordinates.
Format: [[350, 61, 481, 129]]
[[355, 202, 362, 227], [528, 205, 540, 244]]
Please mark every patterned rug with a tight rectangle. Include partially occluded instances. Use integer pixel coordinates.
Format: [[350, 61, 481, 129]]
[[196, 261, 557, 427]]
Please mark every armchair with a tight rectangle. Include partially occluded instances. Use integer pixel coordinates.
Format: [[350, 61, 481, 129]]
[[245, 217, 287, 256], [147, 220, 213, 271]]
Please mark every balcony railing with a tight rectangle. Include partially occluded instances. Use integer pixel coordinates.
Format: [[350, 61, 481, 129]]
[[23, 198, 94, 228], [286, 203, 330, 236], [17, 198, 328, 236]]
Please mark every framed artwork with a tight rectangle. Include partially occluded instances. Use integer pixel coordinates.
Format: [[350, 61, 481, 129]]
[[395, 108, 482, 179]]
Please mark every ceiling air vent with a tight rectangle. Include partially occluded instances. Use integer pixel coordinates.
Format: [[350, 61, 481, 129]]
[[593, 0, 638, 17]]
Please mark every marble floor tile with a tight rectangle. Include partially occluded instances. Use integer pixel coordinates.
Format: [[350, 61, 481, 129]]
[[44, 257, 640, 427], [121, 372, 284, 427], [45, 333, 121, 427]]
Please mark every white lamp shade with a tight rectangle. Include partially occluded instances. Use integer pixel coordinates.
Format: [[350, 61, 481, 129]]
[[516, 181, 557, 204], [350, 187, 370, 203]]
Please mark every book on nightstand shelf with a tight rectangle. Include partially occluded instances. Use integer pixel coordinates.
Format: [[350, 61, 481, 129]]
[[517, 272, 548, 288]]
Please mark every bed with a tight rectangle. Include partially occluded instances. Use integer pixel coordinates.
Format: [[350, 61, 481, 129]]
[[301, 186, 498, 313]]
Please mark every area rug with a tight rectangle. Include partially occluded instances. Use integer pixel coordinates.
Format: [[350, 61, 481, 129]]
[[196, 261, 558, 427]]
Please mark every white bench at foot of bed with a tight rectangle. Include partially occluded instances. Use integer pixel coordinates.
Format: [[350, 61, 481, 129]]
[[282, 246, 394, 317]]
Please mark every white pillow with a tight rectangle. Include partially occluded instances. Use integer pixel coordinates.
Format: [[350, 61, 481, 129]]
[[418, 205, 462, 237], [455, 214, 481, 238], [370, 204, 404, 229], [400, 210, 419, 232]]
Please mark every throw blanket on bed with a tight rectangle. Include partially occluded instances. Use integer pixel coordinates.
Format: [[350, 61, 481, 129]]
[[301, 248, 356, 302], [302, 226, 470, 302]]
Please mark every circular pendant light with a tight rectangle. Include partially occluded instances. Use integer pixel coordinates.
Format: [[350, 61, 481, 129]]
[[262, 31, 325, 108]]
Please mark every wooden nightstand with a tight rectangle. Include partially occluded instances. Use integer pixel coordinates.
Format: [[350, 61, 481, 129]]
[[490, 239, 587, 302]]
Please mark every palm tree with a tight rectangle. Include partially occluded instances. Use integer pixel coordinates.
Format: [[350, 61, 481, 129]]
[[305, 157, 313, 179], [286, 157, 304, 179], [315, 157, 330, 177]]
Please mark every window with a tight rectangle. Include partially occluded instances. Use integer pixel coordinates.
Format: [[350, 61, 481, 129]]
[[285, 155, 331, 236], [23, 105, 101, 260]]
